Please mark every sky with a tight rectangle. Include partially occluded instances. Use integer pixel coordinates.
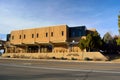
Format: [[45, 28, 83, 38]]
[[0, 0, 120, 40]]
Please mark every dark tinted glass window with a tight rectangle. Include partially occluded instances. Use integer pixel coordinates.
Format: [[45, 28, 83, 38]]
[[69, 26, 86, 37], [7, 34, 10, 41]]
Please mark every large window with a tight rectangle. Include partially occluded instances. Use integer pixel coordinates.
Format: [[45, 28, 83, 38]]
[[71, 32, 75, 37], [69, 26, 86, 37]]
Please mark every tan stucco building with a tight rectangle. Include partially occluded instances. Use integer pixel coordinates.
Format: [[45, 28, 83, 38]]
[[6, 24, 93, 53]]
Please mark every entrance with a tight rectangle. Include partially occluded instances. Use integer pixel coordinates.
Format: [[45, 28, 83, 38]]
[[28, 46, 38, 53], [40, 45, 52, 53]]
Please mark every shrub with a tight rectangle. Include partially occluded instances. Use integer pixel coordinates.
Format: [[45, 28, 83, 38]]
[[71, 57, 77, 60], [52, 56, 56, 59], [5, 55, 10, 58], [84, 57, 92, 61], [61, 57, 67, 60]]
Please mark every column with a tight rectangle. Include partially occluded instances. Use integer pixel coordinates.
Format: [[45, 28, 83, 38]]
[[4, 47, 8, 53], [38, 45, 41, 53], [25, 46, 28, 53]]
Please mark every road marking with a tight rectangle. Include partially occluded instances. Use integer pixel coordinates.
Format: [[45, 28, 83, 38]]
[[0, 63, 120, 74]]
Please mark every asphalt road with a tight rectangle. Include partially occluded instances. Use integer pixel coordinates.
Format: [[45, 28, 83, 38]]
[[0, 58, 120, 80]]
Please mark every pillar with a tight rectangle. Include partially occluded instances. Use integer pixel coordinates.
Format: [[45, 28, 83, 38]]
[[38, 45, 41, 53], [25, 46, 28, 53]]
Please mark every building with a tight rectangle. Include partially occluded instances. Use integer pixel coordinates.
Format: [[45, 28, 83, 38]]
[[5, 24, 94, 53], [0, 40, 6, 53]]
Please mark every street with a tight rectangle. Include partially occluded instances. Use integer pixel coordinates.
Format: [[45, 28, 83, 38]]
[[0, 58, 120, 80]]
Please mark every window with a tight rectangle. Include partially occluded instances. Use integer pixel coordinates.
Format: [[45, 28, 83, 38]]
[[36, 33, 39, 38], [46, 32, 48, 37], [24, 34, 26, 39], [69, 26, 86, 38], [19, 35, 21, 39], [12, 35, 14, 40], [51, 32, 53, 37], [62, 31, 64, 36], [71, 32, 75, 37], [78, 31, 81, 36], [32, 34, 34, 38]]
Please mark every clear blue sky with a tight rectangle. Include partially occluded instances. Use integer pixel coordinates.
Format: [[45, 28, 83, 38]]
[[0, 0, 120, 38]]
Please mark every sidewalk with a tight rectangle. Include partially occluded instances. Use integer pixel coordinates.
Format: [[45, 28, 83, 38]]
[[0, 57, 120, 63]]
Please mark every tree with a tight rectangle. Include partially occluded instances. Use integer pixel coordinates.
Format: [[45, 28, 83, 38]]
[[116, 38, 120, 53], [102, 32, 117, 53], [92, 31, 103, 50], [117, 13, 120, 45], [103, 32, 113, 44], [78, 38, 86, 51], [114, 35, 120, 46], [79, 31, 102, 52], [86, 33, 93, 51], [86, 31, 102, 52], [116, 38, 120, 46], [118, 14, 120, 35]]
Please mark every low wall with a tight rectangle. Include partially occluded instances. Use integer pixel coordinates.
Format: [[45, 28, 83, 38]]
[[82, 52, 107, 60], [2, 52, 107, 61]]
